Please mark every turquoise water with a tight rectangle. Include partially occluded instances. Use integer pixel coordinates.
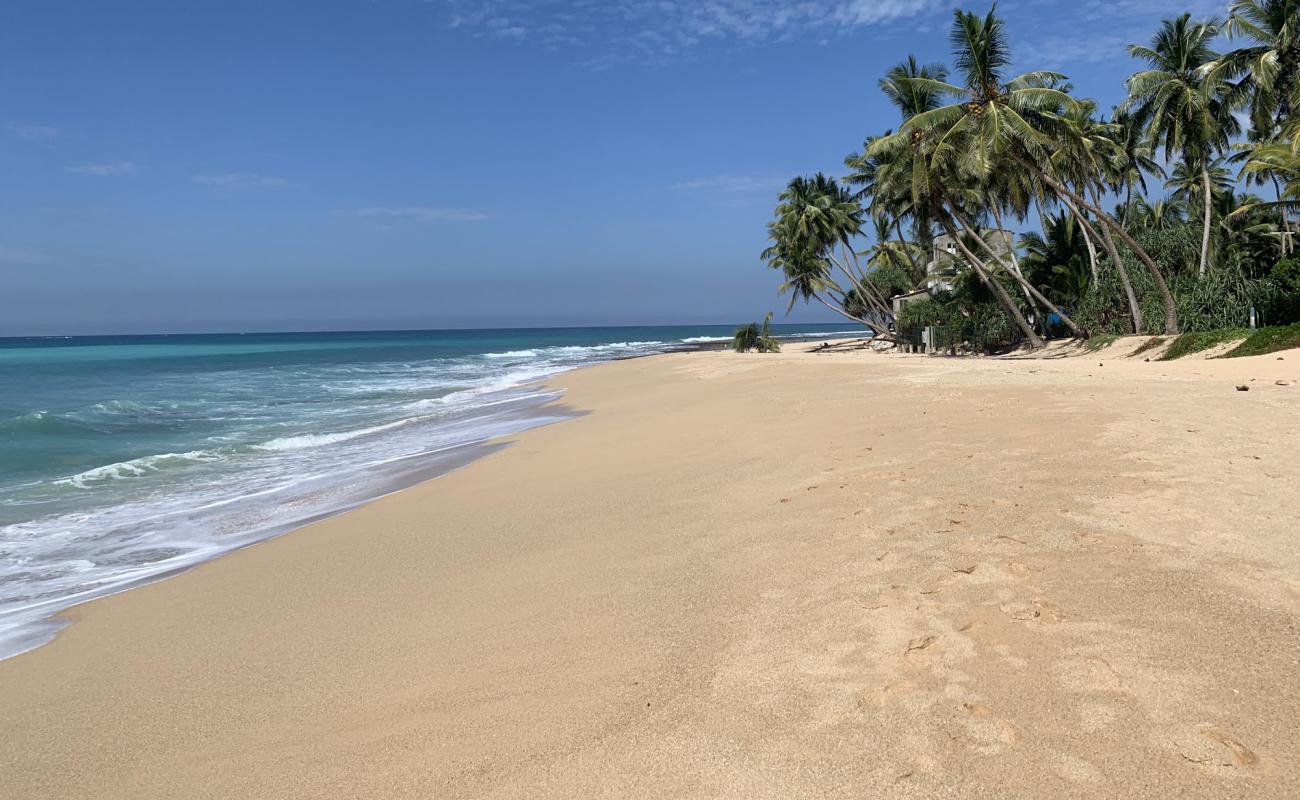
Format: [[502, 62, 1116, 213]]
[[0, 324, 857, 658]]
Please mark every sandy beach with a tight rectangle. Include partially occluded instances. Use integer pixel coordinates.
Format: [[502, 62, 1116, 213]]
[[2, 340, 1299, 799]]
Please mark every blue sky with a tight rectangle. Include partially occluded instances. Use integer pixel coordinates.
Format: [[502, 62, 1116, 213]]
[[1, 0, 1227, 335]]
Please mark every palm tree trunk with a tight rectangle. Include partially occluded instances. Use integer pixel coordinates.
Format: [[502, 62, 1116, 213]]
[[1273, 175, 1293, 256], [1034, 170, 1178, 334], [948, 203, 1083, 338], [818, 290, 887, 335], [991, 204, 1045, 331], [894, 217, 923, 283], [1083, 187, 1143, 334], [1199, 162, 1213, 278], [1075, 205, 1101, 285], [828, 250, 894, 326], [937, 215, 1044, 348]]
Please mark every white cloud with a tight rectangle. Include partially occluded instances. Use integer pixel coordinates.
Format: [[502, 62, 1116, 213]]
[[65, 161, 136, 176], [442, 1, 947, 62], [345, 206, 491, 222], [194, 172, 289, 189], [676, 174, 788, 193], [8, 123, 59, 141]]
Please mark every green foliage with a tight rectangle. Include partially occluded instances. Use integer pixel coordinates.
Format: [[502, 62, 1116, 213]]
[[732, 313, 781, 353], [896, 292, 1016, 354], [1157, 328, 1249, 360], [895, 296, 953, 329], [1129, 337, 1166, 357], [1272, 256, 1300, 293], [1072, 227, 1284, 336], [759, 312, 781, 352], [1083, 334, 1118, 352], [1270, 256, 1300, 323], [732, 323, 758, 353], [1223, 322, 1300, 357], [865, 262, 914, 299]]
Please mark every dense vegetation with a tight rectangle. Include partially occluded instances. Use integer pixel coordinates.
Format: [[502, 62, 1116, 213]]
[[732, 312, 782, 353], [762, 1, 1300, 352], [1224, 320, 1300, 355]]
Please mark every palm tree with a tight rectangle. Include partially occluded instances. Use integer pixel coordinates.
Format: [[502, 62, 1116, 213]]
[[863, 214, 925, 284], [1121, 13, 1241, 278], [1020, 212, 1092, 307], [1165, 155, 1233, 206], [1129, 197, 1190, 232], [1050, 106, 1146, 332], [764, 175, 894, 333], [866, 8, 1089, 345], [879, 55, 950, 120], [845, 136, 927, 282], [1110, 109, 1166, 225], [1231, 138, 1300, 222], [1212, 1, 1300, 131]]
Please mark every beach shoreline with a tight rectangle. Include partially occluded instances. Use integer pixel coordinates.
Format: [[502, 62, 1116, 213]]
[[3, 341, 1299, 798]]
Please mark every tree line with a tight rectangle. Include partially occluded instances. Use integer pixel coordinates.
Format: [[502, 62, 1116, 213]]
[[763, 1, 1300, 350]]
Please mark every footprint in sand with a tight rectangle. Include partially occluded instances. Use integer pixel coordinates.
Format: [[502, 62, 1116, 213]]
[[1171, 727, 1259, 767], [961, 703, 1020, 751], [905, 635, 938, 655], [1000, 599, 1064, 624]]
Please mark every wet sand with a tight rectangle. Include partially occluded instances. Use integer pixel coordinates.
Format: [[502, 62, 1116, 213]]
[[2, 339, 1298, 798]]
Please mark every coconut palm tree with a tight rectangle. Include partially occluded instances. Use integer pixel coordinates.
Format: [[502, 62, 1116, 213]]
[[869, 99, 1046, 346], [845, 136, 927, 281], [883, 8, 1075, 185], [863, 214, 925, 284], [1121, 13, 1241, 278], [1020, 212, 1092, 307], [1211, 1, 1300, 131], [1129, 197, 1190, 232], [1166, 155, 1234, 206], [1052, 105, 1146, 332], [879, 55, 951, 120], [764, 175, 895, 332], [865, 8, 1094, 345], [1110, 109, 1166, 225]]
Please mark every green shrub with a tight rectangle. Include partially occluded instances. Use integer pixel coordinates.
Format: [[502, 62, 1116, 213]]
[[732, 323, 758, 352], [1223, 322, 1300, 358], [1157, 328, 1248, 360], [1083, 334, 1118, 352], [732, 313, 781, 353], [1129, 336, 1165, 357], [1269, 256, 1300, 324]]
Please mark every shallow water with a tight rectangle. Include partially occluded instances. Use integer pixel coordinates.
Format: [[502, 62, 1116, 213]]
[[0, 324, 857, 658]]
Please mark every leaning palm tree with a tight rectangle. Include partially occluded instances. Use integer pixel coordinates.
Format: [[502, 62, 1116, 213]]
[[1121, 13, 1241, 278], [1231, 137, 1300, 219], [763, 175, 895, 333], [863, 214, 925, 284], [845, 134, 926, 280], [1052, 105, 1146, 332], [870, 103, 1046, 346], [1210, 1, 1300, 132], [866, 8, 1091, 346]]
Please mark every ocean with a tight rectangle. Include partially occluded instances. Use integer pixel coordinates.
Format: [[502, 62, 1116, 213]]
[[0, 324, 858, 659]]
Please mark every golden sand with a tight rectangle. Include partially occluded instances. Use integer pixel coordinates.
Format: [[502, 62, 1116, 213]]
[[2, 339, 1299, 798]]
